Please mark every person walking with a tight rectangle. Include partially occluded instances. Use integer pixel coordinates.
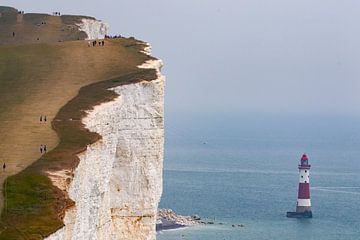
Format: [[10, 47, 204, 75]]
[[44, 145, 47, 153], [44, 116, 47, 123], [2, 163, 5, 172], [40, 145, 43, 154], [40, 115, 43, 123]]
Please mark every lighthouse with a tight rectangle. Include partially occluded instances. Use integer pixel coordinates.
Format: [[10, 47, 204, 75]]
[[286, 153, 312, 218]]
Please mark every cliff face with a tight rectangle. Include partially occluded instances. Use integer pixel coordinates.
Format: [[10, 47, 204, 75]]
[[77, 19, 109, 40], [46, 54, 165, 240]]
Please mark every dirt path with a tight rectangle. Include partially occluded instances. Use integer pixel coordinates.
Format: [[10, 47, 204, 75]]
[[0, 39, 147, 210], [16, 13, 23, 23]]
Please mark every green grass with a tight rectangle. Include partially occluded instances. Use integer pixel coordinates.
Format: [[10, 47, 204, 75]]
[[61, 15, 96, 25], [0, 7, 17, 24], [0, 171, 64, 239], [22, 14, 49, 25], [0, 44, 59, 120], [0, 6, 17, 13]]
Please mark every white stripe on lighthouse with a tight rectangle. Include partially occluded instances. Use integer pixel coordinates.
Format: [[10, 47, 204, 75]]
[[299, 169, 310, 183], [297, 199, 311, 206]]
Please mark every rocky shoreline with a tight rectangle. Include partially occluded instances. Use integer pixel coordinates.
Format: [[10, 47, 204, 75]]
[[156, 209, 246, 232], [156, 209, 201, 232]]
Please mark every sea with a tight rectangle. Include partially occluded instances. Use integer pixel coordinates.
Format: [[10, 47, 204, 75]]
[[158, 113, 360, 240]]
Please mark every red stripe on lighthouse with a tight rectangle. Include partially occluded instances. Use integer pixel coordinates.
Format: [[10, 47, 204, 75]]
[[298, 183, 310, 199]]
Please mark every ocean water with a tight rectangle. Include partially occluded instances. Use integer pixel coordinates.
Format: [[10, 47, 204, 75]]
[[158, 114, 360, 240]]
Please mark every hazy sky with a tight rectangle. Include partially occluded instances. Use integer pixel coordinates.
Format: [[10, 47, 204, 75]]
[[3, 0, 360, 116]]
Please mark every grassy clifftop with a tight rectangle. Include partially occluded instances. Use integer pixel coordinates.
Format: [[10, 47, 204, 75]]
[[0, 6, 97, 45], [0, 6, 157, 239]]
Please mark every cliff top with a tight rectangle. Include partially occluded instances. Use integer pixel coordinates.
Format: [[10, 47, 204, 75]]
[[0, 7, 158, 239], [0, 6, 98, 45]]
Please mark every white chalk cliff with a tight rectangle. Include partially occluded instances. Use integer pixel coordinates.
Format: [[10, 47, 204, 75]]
[[77, 18, 109, 40], [46, 47, 165, 240]]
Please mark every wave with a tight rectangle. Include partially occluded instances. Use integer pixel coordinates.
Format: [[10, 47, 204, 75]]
[[312, 187, 360, 195]]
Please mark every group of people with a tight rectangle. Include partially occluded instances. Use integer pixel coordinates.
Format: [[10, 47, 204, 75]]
[[53, 12, 61, 16], [2, 115, 49, 172], [17, 11, 25, 14], [105, 34, 122, 39], [88, 40, 105, 47], [40, 116, 48, 156], [40, 144, 47, 154], [40, 115, 47, 123]]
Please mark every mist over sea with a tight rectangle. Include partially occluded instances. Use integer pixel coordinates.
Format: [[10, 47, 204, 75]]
[[158, 113, 360, 240]]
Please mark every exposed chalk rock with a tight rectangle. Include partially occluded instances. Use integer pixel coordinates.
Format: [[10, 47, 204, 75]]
[[46, 46, 165, 240], [77, 18, 109, 40], [157, 209, 200, 228], [141, 43, 152, 56]]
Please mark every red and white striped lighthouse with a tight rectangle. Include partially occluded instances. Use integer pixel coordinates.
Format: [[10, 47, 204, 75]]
[[287, 153, 312, 218]]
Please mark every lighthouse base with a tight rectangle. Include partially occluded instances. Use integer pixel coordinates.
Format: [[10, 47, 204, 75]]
[[286, 211, 312, 218]]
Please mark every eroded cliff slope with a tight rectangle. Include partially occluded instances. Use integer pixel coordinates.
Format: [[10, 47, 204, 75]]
[[47, 55, 165, 240]]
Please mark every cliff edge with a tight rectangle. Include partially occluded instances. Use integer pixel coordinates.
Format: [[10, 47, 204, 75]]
[[0, 6, 164, 240], [46, 49, 165, 240]]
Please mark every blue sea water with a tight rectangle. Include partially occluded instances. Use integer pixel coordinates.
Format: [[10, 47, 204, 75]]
[[158, 114, 360, 240]]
